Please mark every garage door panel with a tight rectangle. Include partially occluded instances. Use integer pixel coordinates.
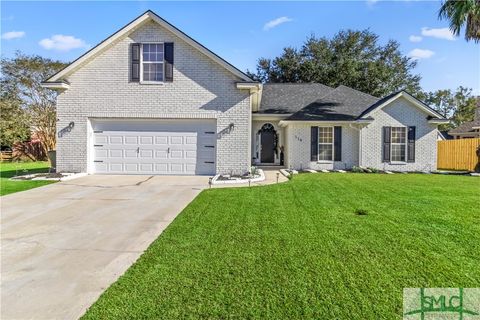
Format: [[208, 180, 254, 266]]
[[94, 136, 108, 144], [96, 149, 108, 158], [92, 120, 216, 175], [185, 136, 197, 144], [139, 163, 153, 172], [125, 163, 138, 172], [124, 136, 138, 144], [109, 149, 122, 158], [170, 163, 184, 173], [109, 136, 123, 144], [185, 164, 196, 172], [139, 136, 153, 145], [155, 163, 168, 173], [94, 162, 107, 172], [170, 150, 183, 159], [185, 150, 196, 159], [155, 150, 168, 159], [124, 150, 138, 158], [110, 163, 123, 172], [169, 136, 183, 145], [155, 136, 168, 145], [139, 149, 153, 158]]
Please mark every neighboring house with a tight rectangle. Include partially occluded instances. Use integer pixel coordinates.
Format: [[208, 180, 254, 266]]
[[448, 100, 480, 139], [42, 11, 447, 175]]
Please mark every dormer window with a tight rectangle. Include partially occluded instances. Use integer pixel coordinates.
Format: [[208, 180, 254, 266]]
[[141, 43, 164, 82]]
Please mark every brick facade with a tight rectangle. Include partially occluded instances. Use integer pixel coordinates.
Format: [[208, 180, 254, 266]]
[[55, 21, 251, 174], [285, 97, 438, 172], [285, 123, 359, 171], [55, 19, 438, 175], [360, 97, 438, 172]]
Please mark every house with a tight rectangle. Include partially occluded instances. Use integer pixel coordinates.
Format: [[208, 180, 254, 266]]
[[448, 100, 480, 139], [42, 10, 447, 175], [438, 130, 454, 140]]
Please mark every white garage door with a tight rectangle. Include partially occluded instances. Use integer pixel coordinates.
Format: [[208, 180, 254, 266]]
[[91, 119, 216, 175]]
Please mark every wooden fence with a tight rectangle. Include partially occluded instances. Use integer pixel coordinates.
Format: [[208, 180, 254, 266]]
[[0, 151, 13, 162], [437, 138, 480, 171]]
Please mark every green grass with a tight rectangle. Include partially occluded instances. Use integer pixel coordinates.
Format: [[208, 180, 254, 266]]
[[82, 174, 480, 319], [0, 161, 55, 196]]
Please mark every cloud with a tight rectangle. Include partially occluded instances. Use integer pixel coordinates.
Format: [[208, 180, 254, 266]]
[[408, 48, 435, 60], [39, 34, 89, 51], [421, 27, 456, 41], [1, 31, 25, 40], [409, 35, 422, 42], [263, 16, 293, 31]]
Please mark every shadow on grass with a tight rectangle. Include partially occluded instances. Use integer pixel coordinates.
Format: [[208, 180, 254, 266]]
[[0, 168, 51, 179]]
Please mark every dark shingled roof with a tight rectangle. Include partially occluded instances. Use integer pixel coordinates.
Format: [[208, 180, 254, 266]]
[[258, 83, 334, 114], [286, 85, 379, 121], [258, 83, 445, 122], [448, 98, 480, 135]]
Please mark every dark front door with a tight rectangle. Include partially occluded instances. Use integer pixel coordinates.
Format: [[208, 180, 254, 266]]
[[261, 131, 275, 163]]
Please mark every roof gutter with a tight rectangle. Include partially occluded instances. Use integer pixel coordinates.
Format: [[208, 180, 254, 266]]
[[236, 82, 262, 91], [278, 119, 373, 127], [236, 82, 263, 112], [428, 119, 450, 124], [40, 81, 71, 91]]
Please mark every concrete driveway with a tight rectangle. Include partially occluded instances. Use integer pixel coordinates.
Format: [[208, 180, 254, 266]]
[[1, 175, 209, 320]]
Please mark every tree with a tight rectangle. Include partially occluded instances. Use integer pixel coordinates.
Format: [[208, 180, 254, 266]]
[[0, 52, 68, 156], [439, 0, 480, 43], [247, 30, 422, 97], [424, 86, 477, 130], [0, 93, 30, 149]]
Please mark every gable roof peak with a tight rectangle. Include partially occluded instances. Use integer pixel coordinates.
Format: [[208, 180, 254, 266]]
[[44, 10, 253, 83]]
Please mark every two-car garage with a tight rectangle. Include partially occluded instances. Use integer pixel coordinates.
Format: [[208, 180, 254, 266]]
[[90, 119, 216, 175]]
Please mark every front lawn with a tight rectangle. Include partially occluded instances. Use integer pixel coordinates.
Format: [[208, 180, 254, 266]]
[[0, 161, 54, 196], [82, 173, 480, 319]]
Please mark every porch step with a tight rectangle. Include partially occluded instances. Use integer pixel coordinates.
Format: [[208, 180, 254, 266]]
[[257, 165, 286, 171]]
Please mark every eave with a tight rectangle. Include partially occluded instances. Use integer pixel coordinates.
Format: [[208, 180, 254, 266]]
[[40, 81, 71, 91], [44, 10, 253, 84], [278, 119, 373, 127], [252, 113, 292, 121], [428, 119, 450, 124]]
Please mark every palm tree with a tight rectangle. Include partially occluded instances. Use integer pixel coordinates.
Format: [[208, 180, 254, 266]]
[[439, 0, 480, 42]]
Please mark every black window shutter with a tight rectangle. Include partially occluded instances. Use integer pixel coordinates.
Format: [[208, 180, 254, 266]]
[[164, 42, 174, 82], [131, 43, 140, 82], [334, 126, 342, 161], [311, 127, 318, 161], [382, 126, 391, 163], [407, 126, 416, 162]]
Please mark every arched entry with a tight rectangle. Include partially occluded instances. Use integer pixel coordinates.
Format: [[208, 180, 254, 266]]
[[259, 123, 277, 163]]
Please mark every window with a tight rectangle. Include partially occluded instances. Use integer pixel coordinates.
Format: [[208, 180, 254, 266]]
[[391, 127, 406, 162], [142, 43, 164, 82], [318, 127, 333, 161]]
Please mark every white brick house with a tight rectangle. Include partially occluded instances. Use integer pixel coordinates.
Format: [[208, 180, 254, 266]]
[[42, 11, 447, 175]]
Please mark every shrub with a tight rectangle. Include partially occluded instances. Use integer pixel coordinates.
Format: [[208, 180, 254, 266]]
[[352, 166, 364, 173]]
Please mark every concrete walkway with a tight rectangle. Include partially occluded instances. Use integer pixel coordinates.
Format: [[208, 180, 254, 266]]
[[1, 175, 209, 320]]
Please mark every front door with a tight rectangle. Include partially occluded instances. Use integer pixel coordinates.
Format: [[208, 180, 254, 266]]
[[260, 131, 275, 163]]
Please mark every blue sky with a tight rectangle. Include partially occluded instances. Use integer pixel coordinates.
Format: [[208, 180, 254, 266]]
[[1, 1, 479, 94]]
